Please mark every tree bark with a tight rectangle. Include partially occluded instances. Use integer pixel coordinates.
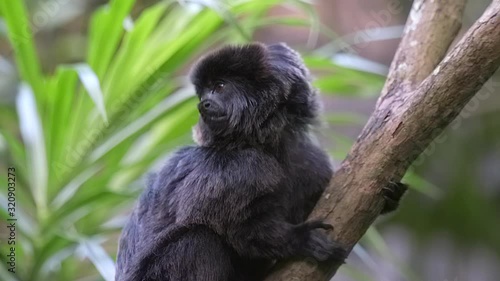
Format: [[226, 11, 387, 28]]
[[265, 0, 500, 280]]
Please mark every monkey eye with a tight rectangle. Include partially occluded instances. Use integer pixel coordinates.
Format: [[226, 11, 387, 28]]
[[213, 82, 225, 93]]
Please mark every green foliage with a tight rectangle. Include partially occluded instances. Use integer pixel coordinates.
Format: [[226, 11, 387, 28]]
[[0, 1, 402, 280], [304, 56, 385, 97]]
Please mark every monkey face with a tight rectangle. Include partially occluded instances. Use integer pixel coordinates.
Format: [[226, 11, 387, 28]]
[[194, 78, 250, 134], [197, 81, 227, 124], [190, 43, 318, 147], [191, 44, 276, 133]]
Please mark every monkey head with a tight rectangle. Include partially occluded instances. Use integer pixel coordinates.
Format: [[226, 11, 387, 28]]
[[189, 43, 320, 147]]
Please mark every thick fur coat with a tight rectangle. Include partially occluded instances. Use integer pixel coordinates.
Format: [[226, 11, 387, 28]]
[[115, 43, 347, 281]]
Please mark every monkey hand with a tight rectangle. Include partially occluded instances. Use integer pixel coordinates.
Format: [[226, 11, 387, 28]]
[[296, 220, 348, 262]]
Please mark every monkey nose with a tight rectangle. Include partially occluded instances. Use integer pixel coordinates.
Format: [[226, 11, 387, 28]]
[[202, 100, 211, 109], [198, 100, 224, 118]]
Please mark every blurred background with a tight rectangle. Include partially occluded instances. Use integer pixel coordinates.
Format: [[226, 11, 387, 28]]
[[0, 0, 499, 280]]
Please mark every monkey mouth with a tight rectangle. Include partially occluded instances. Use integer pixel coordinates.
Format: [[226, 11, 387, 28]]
[[200, 113, 227, 123], [197, 101, 227, 123]]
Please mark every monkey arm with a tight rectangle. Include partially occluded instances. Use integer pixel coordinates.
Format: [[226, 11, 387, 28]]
[[225, 214, 346, 262], [116, 146, 197, 280]]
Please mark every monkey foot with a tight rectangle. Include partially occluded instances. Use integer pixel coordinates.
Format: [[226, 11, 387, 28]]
[[380, 181, 408, 214]]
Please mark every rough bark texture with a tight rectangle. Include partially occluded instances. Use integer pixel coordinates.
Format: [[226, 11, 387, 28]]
[[265, 0, 500, 280], [378, 0, 466, 99]]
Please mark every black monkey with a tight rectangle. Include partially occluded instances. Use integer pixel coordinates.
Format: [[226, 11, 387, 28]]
[[115, 43, 406, 281]]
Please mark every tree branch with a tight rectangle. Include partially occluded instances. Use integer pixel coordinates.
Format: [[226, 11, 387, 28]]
[[265, 0, 500, 280], [378, 0, 465, 102]]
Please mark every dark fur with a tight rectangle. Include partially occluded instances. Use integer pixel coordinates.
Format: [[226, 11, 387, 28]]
[[380, 181, 408, 214], [115, 43, 347, 281]]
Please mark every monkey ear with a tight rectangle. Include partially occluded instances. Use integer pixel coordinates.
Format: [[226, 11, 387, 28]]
[[267, 42, 294, 55], [266, 42, 310, 79]]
